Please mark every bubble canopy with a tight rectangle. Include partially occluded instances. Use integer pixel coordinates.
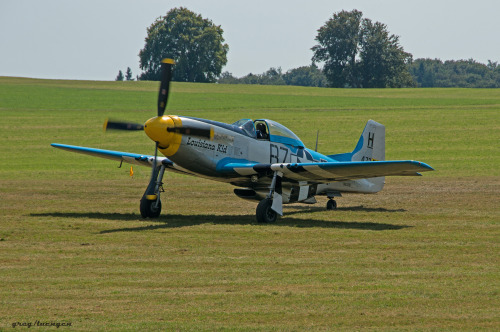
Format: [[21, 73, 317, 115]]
[[232, 119, 305, 147]]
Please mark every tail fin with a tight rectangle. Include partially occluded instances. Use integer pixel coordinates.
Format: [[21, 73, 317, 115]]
[[328, 120, 385, 162], [327, 120, 385, 193], [351, 120, 385, 162]]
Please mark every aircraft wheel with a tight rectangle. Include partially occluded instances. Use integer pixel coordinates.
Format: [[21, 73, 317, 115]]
[[326, 199, 337, 210], [256, 198, 277, 223], [140, 197, 162, 218]]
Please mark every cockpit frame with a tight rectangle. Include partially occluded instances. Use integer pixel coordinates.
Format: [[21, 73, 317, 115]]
[[232, 118, 304, 148]]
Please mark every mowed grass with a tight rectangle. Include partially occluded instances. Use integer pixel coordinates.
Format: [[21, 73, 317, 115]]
[[0, 77, 499, 330]]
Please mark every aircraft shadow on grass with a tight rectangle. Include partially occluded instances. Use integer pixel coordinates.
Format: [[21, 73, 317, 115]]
[[30, 206, 410, 233], [286, 205, 407, 213]]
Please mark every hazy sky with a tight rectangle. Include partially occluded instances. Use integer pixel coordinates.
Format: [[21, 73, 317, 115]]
[[1, 0, 499, 81]]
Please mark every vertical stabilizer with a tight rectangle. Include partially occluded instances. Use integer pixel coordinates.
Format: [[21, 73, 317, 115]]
[[327, 120, 385, 163], [349, 120, 385, 192], [351, 120, 385, 162]]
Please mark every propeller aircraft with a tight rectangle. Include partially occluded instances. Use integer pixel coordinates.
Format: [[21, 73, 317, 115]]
[[52, 59, 434, 223]]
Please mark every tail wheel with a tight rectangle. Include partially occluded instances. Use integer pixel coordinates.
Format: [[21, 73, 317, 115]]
[[256, 198, 277, 223], [140, 197, 162, 218], [326, 199, 337, 210]]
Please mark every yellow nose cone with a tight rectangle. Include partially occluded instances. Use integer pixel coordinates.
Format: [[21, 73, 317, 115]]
[[144, 115, 182, 156]]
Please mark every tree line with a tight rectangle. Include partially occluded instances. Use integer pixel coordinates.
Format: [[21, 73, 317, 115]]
[[119, 7, 500, 88], [218, 65, 327, 87], [218, 59, 500, 88], [409, 59, 500, 88]]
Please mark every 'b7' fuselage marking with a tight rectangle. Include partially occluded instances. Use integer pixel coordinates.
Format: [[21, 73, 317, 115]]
[[270, 144, 289, 163]]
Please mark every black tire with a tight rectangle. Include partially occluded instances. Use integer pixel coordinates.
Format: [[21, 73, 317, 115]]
[[140, 197, 162, 218], [256, 199, 277, 223], [326, 199, 337, 210]]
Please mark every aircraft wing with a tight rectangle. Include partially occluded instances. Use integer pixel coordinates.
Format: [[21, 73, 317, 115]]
[[221, 160, 434, 183], [51, 143, 189, 175]]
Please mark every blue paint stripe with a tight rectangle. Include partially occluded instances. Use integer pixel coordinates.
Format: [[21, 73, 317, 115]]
[[215, 157, 259, 172], [268, 135, 304, 147]]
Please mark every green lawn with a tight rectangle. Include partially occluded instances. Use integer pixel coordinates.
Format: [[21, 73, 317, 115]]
[[0, 77, 499, 330]]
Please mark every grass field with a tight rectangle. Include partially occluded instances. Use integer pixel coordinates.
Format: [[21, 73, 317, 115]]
[[0, 77, 499, 330]]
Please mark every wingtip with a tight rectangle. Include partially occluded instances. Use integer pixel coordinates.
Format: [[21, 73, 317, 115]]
[[420, 162, 435, 171], [412, 160, 435, 171]]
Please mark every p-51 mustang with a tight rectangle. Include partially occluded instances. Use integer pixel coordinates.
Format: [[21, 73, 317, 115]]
[[52, 59, 433, 223]]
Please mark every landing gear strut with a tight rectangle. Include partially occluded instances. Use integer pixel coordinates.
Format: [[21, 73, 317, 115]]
[[140, 163, 166, 218]]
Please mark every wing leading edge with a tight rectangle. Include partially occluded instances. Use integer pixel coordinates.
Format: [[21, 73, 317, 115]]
[[50, 143, 188, 174]]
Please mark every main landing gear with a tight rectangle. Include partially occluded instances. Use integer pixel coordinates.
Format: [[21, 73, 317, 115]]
[[256, 176, 341, 222], [140, 163, 166, 218], [256, 198, 277, 223], [256, 171, 282, 223]]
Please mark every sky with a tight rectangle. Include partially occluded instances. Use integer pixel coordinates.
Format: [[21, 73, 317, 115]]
[[1, 0, 499, 81]]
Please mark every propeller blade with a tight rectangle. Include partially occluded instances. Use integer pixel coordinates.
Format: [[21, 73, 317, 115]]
[[157, 58, 175, 117], [104, 119, 144, 131], [167, 126, 213, 139]]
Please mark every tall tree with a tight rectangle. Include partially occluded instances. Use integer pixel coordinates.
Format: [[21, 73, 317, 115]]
[[139, 7, 229, 82], [312, 10, 414, 88], [357, 19, 414, 88], [311, 10, 363, 88], [125, 67, 134, 81], [115, 70, 124, 81]]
